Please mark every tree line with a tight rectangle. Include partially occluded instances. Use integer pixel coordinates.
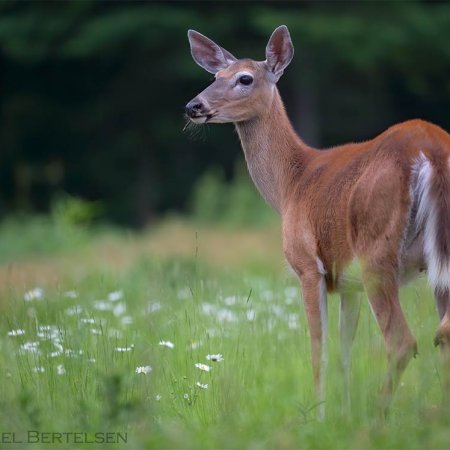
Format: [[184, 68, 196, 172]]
[[0, 1, 449, 226]]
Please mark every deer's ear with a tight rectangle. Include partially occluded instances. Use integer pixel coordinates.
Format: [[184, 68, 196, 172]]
[[265, 25, 294, 82], [188, 30, 237, 74]]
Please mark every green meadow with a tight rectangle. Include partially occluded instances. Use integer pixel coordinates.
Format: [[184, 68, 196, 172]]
[[1, 211, 450, 450]]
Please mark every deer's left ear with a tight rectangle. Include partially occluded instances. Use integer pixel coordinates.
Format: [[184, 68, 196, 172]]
[[188, 30, 237, 74], [265, 25, 294, 82]]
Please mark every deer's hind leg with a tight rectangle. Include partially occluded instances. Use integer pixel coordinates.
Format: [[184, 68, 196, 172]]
[[339, 291, 362, 414], [362, 262, 417, 416], [433, 288, 450, 400]]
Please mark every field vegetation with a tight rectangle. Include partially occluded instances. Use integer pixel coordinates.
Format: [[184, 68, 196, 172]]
[[1, 179, 450, 449]]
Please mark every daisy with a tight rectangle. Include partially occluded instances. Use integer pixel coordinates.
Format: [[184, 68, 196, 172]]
[[195, 363, 211, 372], [108, 290, 123, 302], [136, 366, 152, 374], [115, 345, 134, 352], [21, 341, 39, 353], [196, 382, 208, 389], [8, 329, 25, 337], [113, 302, 126, 317], [206, 353, 224, 362], [80, 318, 96, 324], [159, 340, 174, 349], [24, 288, 44, 302], [121, 316, 133, 325], [93, 300, 112, 311]]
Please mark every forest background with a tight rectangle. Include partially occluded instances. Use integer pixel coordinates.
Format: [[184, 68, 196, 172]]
[[2, 1, 449, 228]]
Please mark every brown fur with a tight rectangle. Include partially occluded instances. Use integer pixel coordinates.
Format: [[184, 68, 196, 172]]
[[186, 27, 450, 416]]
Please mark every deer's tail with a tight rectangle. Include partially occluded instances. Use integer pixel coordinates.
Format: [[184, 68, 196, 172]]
[[415, 152, 450, 292]]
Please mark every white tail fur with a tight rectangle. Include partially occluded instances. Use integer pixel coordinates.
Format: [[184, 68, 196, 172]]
[[415, 152, 450, 292]]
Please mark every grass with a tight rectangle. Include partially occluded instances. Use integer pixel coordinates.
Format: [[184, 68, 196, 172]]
[[1, 218, 450, 449]]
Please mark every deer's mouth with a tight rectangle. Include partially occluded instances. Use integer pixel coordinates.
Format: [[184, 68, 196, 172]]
[[189, 113, 215, 124]]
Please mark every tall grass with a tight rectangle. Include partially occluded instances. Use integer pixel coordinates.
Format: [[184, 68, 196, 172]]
[[0, 190, 449, 449], [1, 223, 450, 450]]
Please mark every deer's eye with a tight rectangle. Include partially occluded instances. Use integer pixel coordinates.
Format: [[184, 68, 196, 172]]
[[238, 75, 253, 86]]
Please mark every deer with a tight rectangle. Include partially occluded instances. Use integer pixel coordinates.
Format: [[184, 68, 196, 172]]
[[185, 25, 450, 419]]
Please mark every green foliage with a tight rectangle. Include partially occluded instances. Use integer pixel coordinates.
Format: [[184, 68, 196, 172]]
[[1, 2, 450, 224], [0, 195, 101, 263], [0, 231, 448, 449], [51, 194, 101, 229], [189, 165, 277, 227]]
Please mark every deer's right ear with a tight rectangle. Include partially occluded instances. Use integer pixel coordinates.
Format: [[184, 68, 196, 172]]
[[188, 30, 237, 74], [265, 25, 294, 82]]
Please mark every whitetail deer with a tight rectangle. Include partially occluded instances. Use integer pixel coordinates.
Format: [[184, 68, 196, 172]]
[[185, 25, 450, 418]]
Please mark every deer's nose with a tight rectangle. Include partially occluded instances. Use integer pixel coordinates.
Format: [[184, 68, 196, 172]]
[[185, 99, 204, 117]]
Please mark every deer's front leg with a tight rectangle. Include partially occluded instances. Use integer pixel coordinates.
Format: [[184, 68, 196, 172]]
[[300, 272, 328, 420], [339, 292, 361, 415]]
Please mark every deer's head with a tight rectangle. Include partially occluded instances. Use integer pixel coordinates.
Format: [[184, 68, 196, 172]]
[[185, 25, 294, 124]]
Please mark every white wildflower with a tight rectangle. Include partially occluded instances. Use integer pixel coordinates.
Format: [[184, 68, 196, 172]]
[[33, 366, 45, 373], [270, 304, 285, 318], [65, 349, 84, 357], [216, 308, 238, 323], [80, 318, 96, 324], [206, 354, 224, 362], [246, 309, 256, 321], [113, 302, 126, 317], [288, 313, 300, 329], [108, 290, 123, 302], [121, 316, 133, 325], [136, 365, 152, 374], [21, 341, 39, 353], [224, 295, 237, 306], [196, 382, 208, 389], [159, 340, 174, 349], [115, 345, 134, 352], [8, 329, 25, 337], [53, 341, 63, 353], [189, 341, 203, 350], [37, 325, 59, 340], [183, 393, 189, 399], [64, 290, 78, 299], [146, 302, 161, 314], [195, 363, 211, 372], [65, 305, 83, 316], [56, 364, 66, 375], [24, 288, 44, 302], [93, 300, 112, 311], [201, 303, 216, 315], [155, 394, 162, 401]]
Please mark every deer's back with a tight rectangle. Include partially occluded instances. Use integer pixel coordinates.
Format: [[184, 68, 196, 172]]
[[282, 119, 450, 285]]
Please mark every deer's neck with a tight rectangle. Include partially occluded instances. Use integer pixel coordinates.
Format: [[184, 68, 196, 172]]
[[236, 88, 314, 213]]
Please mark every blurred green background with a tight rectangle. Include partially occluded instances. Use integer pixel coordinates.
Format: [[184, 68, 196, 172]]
[[1, 1, 450, 228]]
